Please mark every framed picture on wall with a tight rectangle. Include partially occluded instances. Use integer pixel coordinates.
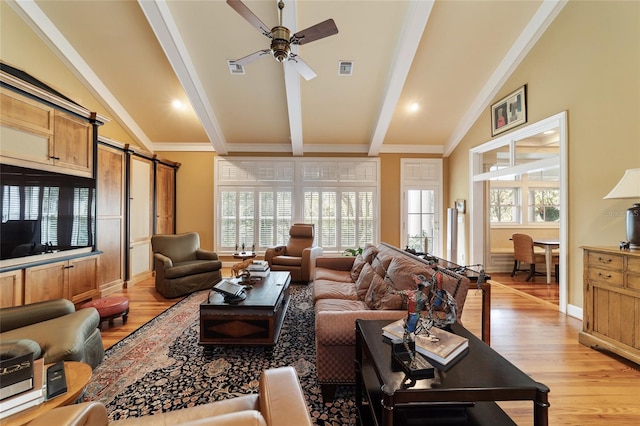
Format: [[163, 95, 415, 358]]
[[455, 199, 466, 214], [491, 85, 527, 136]]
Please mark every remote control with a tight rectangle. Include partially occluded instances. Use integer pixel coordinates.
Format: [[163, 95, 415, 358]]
[[46, 361, 67, 399]]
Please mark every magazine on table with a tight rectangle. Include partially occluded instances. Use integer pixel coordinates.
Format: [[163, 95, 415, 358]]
[[213, 279, 245, 297]]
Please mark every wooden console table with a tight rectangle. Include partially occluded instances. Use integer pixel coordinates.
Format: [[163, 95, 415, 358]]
[[355, 319, 549, 426], [579, 246, 640, 364]]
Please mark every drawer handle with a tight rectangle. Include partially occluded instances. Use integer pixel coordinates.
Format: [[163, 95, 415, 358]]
[[597, 272, 612, 279], [50, 155, 61, 160], [597, 257, 612, 263]]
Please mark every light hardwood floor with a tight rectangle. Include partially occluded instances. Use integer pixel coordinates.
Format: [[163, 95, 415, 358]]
[[98, 271, 640, 425]]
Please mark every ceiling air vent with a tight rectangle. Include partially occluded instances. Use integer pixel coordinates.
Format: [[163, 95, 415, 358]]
[[338, 61, 353, 76], [227, 60, 245, 75]]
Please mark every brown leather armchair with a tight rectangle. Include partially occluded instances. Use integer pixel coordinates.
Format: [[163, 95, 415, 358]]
[[26, 366, 312, 426], [151, 232, 222, 298], [264, 224, 323, 284]]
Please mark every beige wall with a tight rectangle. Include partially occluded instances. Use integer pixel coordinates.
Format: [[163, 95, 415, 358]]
[[156, 151, 216, 251], [448, 1, 640, 308]]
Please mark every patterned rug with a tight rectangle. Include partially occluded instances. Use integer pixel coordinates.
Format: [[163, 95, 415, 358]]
[[83, 285, 356, 425]]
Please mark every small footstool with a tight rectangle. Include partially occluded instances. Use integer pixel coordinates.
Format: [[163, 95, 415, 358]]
[[81, 296, 130, 330]]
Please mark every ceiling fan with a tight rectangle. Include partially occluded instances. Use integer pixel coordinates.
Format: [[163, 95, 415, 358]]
[[227, 0, 338, 80]]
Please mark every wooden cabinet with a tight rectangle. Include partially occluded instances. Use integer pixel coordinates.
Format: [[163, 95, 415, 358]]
[[0, 269, 24, 308], [23, 255, 100, 305], [0, 88, 93, 177], [579, 246, 640, 364]]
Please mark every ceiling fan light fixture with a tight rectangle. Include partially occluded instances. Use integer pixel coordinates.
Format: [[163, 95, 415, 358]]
[[271, 26, 291, 63]]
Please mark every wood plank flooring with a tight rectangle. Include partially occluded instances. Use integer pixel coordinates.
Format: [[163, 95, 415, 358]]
[[98, 270, 640, 425]]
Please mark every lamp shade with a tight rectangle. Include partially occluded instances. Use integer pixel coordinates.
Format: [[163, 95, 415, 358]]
[[604, 168, 640, 199], [604, 168, 640, 248]]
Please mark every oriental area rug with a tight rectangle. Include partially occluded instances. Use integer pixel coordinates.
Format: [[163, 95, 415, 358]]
[[83, 285, 356, 425]]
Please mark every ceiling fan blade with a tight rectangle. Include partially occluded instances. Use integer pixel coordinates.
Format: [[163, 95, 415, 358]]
[[233, 49, 271, 66], [288, 54, 317, 81], [292, 19, 338, 45], [226, 0, 271, 37]]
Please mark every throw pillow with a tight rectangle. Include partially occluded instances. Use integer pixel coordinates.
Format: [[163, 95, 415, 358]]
[[350, 254, 368, 282], [361, 244, 378, 263], [386, 257, 434, 291], [371, 253, 392, 278], [355, 262, 376, 300], [364, 274, 402, 310]]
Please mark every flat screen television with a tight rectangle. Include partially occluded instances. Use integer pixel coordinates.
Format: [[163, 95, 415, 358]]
[[0, 164, 96, 260]]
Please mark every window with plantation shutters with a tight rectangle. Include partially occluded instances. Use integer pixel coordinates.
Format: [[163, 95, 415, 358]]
[[215, 157, 379, 253]]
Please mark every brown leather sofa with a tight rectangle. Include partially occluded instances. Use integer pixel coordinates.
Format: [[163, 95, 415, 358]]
[[27, 366, 312, 426], [313, 242, 471, 400], [151, 232, 223, 298], [0, 299, 104, 369], [264, 224, 323, 284]]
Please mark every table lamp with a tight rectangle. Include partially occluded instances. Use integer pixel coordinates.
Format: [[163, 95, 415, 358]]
[[604, 168, 640, 248]]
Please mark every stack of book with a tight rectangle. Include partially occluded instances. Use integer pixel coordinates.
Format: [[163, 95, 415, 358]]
[[247, 260, 270, 278], [0, 358, 45, 420], [382, 319, 469, 367]]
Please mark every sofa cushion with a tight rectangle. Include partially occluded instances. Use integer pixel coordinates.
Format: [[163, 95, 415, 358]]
[[386, 256, 435, 291], [315, 298, 369, 312], [355, 262, 376, 300], [313, 280, 358, 303], [315, 267, 352, 282], [364, 274, 403, 310], [271, 255, 302, 266], [165, 260, 222, 279]]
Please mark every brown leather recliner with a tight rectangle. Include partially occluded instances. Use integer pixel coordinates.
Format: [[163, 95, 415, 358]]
[[151, 232, 223, 298], [264, 224, 323, 284], [26, 366, 312, 426]]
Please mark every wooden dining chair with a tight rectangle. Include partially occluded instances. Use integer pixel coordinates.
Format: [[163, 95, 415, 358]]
[[510, 233, 547, 282]]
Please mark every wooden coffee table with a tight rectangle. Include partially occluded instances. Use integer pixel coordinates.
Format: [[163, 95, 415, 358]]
[[199, 271, 291, 346], [3, 361, 92, 426]]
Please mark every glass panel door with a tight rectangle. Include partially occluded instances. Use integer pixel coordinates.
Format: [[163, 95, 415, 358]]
[[405, 188, 439, 255]]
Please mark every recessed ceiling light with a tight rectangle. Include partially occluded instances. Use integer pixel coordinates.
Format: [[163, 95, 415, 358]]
[[172, 99, 185, 109], [407, 102, 420, 113]]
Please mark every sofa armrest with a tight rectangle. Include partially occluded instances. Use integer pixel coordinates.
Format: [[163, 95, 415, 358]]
[[301, 246, 323, 282], [315, 310, 405, 346], [259, 366, 312, 426], [0, 299, 75, 333], [26, 401, 108, 426], [264, 246, 286, 265], [154, 252, 173, 269], [315, 256, 355, 272], [196, 249, 219, 261]]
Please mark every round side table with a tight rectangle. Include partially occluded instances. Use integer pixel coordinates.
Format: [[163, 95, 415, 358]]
[[233, 251, 257, 261], [3, 361, 92, 426]]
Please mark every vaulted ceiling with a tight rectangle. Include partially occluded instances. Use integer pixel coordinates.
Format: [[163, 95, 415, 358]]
[[7, 0, 566, 156]]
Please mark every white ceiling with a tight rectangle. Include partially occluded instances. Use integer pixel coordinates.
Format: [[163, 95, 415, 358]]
[[8, 0, 566, 156]]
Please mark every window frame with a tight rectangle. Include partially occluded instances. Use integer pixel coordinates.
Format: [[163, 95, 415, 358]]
[[215, 157, 380, 254]]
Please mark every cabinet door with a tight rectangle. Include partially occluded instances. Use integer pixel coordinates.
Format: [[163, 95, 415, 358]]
[[129, 156, 153, 283], [97, 145, 126, 293], [155, 162, 175, 235], [0, 90, 54, 168], [53, 110, 93, 176], [68, 255, 99, 304], [0, 269, 24, 307], [24, 261, 67, 304]]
